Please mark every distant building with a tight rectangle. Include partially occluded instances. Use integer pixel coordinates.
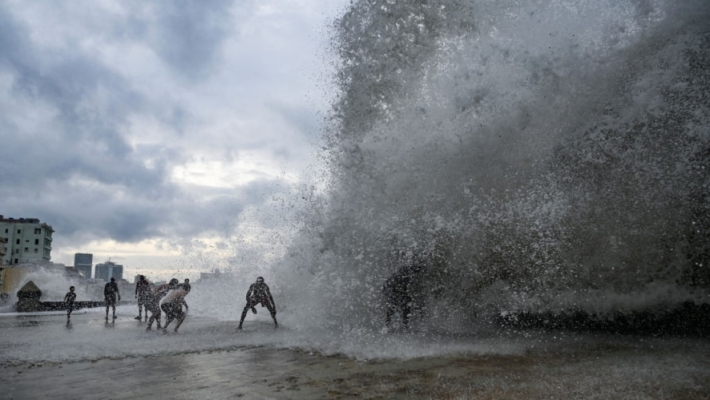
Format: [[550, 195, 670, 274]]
[[199, 269, 222, 283], [95, 261, 123, 282], [0, 237, 7, 296], [0, 216, 54, 265], [74, 253, 93, 279], [0, 237, 7, 266]]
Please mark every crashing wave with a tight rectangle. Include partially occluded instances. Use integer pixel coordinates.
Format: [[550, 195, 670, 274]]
[[281, 0, 710, 332]]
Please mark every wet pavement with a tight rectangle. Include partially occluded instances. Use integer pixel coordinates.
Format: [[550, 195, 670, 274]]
[[1, 310, 709, 399]]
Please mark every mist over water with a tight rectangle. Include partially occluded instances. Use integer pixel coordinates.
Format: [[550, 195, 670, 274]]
[[279, 0, 710, 333], [3, 267, 93, 302]]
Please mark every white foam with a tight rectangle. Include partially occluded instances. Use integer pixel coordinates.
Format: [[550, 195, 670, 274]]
[[272, 0, 710, 334]]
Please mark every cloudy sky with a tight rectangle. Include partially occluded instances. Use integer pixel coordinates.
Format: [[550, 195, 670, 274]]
[[0, 0, 349, 278]]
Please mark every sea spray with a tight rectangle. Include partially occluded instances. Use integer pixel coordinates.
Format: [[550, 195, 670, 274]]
[[280, 0, 710, 333]]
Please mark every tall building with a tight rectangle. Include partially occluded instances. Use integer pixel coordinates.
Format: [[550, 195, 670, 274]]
[[74, 253, 93, 279], [0, 216, 54, 265], [95, 261, 123, 282]]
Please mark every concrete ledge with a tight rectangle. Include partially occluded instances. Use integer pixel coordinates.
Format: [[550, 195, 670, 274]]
[[36, 301, 137, 311], [496, 301, 710, 336]]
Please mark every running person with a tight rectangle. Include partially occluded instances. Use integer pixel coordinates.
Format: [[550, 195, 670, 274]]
[[64, 286, 76, 323], [104, 277, 121, 320], [135, 275, 151, 321], [161, 283, 190, 333], [238, 276, 278, 330]]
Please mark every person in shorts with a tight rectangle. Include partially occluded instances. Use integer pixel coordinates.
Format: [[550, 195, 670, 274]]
[[63, 286, 76, 323], [161, 282, 190, 333], [104, 277, 121, 320], [383, 264, 425, 329], [237, 276, 278, 330], [146, 278, 179, 331], [135, 275, 151, 321]]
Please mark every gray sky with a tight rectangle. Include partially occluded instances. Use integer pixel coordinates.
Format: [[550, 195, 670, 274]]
[[0, 0, 348, 278]]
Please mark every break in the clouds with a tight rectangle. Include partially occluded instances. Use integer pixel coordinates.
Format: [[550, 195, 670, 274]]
[[0, 0, 347, 269]]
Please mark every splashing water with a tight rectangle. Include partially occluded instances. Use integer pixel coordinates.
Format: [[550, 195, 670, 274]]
[[2, 2, 710, 374], [2, 266, 93, 303], [276, 0, 710, 334]]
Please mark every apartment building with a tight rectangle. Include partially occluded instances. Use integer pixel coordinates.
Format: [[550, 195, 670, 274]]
[[0, 215, 54, 265]]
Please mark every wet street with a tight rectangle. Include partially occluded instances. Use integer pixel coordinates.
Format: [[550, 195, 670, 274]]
[[1, 310, 709, 399]]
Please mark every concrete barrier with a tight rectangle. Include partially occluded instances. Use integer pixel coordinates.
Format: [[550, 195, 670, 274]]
[[39, 300, 136, 311]]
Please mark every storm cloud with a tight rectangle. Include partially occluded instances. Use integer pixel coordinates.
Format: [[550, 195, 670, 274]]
[[0, 0, 346, 268]]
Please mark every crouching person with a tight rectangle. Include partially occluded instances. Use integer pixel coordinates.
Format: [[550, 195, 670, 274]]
[[238, 276, 278, 330], [161, 282, 190, 333], [146, 278, 178, 331]]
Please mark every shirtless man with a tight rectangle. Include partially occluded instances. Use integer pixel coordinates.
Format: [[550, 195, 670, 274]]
[[238, 276, 278, 330], [146, 278, 178, 331], [63, 286, 76, 323], [383, 264, 425, 329], [104, 277, 121, 320], [161, 283, 190, 333], [135, 275, 151, 321]]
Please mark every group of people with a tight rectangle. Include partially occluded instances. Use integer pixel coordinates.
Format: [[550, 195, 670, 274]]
[[62, 275, 278, 332], [62, 276, 191, 332], [134, 276, 192, 332], [62, 266, 417, 330], [62, 267, 417, 331]]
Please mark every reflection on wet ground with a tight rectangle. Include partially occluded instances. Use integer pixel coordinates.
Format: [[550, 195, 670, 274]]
[[15, 320, 40, 328], [1, 311, 709, 399]]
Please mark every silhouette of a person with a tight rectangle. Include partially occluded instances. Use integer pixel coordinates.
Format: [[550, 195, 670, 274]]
[[383, 265, 425, 329], [146, 278, 178, 331], [162, 283, 190, 333], [104, 277, 121, 320], [135, 275, 151, 321], [238, 277, 278, 329], [64, 286, 76, 323]]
